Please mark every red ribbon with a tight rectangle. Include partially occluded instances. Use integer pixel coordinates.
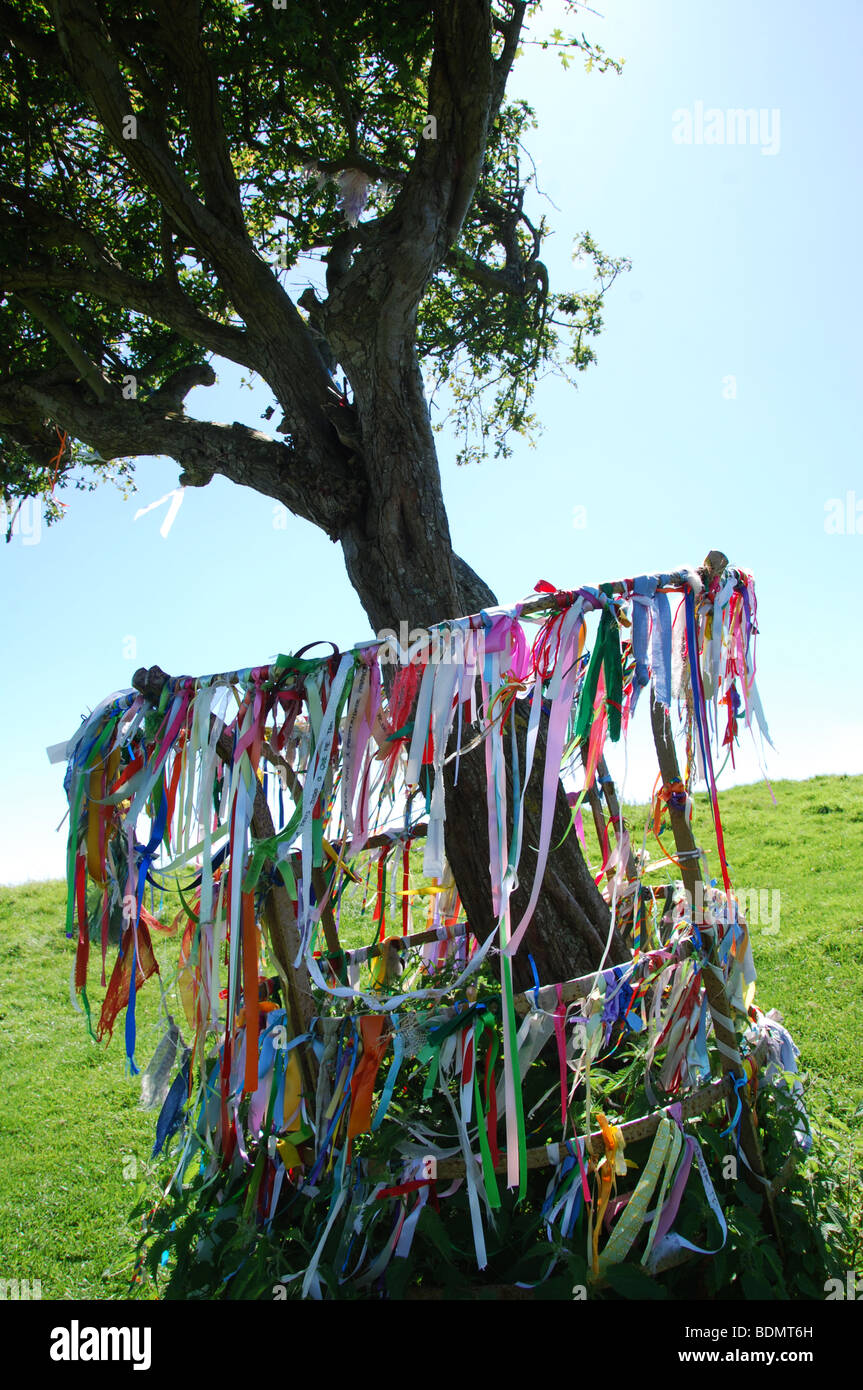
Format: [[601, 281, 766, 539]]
[[375, 1178, 440, 1212]]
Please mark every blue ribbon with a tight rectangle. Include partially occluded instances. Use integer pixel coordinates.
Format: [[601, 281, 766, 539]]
[[630, 575, 658, 714], [720, 1072, 749, 1148], [527, 954, 541, 1010], [307, 1027, 359, 1187], [650, 590, 672, 708], [152, 1054, 191, 1157], [372, 1022, 404, 1131]]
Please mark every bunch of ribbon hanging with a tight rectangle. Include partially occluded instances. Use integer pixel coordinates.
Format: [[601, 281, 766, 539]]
[[56, 561, 774, 1287]]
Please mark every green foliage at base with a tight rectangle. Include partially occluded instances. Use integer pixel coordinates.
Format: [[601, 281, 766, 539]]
[[133, 1066, 855, 1303]]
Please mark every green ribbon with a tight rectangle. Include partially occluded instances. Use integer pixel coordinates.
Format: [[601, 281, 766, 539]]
[[418, 1004, 482, 1100], [65, 715, 117, 938], [573, 591, 622, 744], [500, 949, 528, 1201], [472, 1009, 501, 1210], [79, 984, 98, 1044], [274, 654, 332, 681]]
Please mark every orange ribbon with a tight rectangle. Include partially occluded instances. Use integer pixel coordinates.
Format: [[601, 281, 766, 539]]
[[650, 774, 690, 869], [591, 1111, 620, 1277], [347, 1016, 389, 1140]]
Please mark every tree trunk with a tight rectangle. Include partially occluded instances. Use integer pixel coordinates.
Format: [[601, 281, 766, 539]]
[[333, 335, 628, 991]]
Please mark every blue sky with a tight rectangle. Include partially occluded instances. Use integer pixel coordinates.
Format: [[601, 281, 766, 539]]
[[2, 0, 861, 883]]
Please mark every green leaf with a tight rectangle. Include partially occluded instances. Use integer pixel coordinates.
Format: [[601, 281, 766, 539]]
[[601, 1261, 669, 1300], [416, 1203, 457, 1263], [385, 1257, 412, 1300], [736, 1181, 764, 1215], [741, 1269, 777, 1300]]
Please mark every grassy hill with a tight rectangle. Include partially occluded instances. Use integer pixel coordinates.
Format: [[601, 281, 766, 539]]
[[1, 773, 860, 1299]]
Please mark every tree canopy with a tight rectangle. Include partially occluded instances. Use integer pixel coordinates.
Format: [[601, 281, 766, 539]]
[[0, 0, 627, 534]]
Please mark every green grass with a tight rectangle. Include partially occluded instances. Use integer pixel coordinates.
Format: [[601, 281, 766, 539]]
[[1, 774, 861, 1298], [619, 773, 863, 1128], [0, 881, 165, 1299]]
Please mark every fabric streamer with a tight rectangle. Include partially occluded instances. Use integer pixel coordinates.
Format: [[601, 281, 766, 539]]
[[51, 557, 793, 1297]]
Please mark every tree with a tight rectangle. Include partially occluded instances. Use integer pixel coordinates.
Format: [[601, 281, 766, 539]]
[[0, 0, 630, 989]]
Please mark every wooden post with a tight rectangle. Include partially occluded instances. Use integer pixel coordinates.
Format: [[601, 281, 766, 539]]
[[581, 745, 613, 886], [250, 812, 319, 1100], [645, 554, 782, 1248], [261, 739, 342, 959], [595, 753, 638, 883]]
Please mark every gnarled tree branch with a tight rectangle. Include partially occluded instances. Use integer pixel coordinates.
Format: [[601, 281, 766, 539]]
[[151, 0, 247, 237], [2, 248, 257, 370], [0, 375, 366, 538], [11, 292, 110, 401]]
